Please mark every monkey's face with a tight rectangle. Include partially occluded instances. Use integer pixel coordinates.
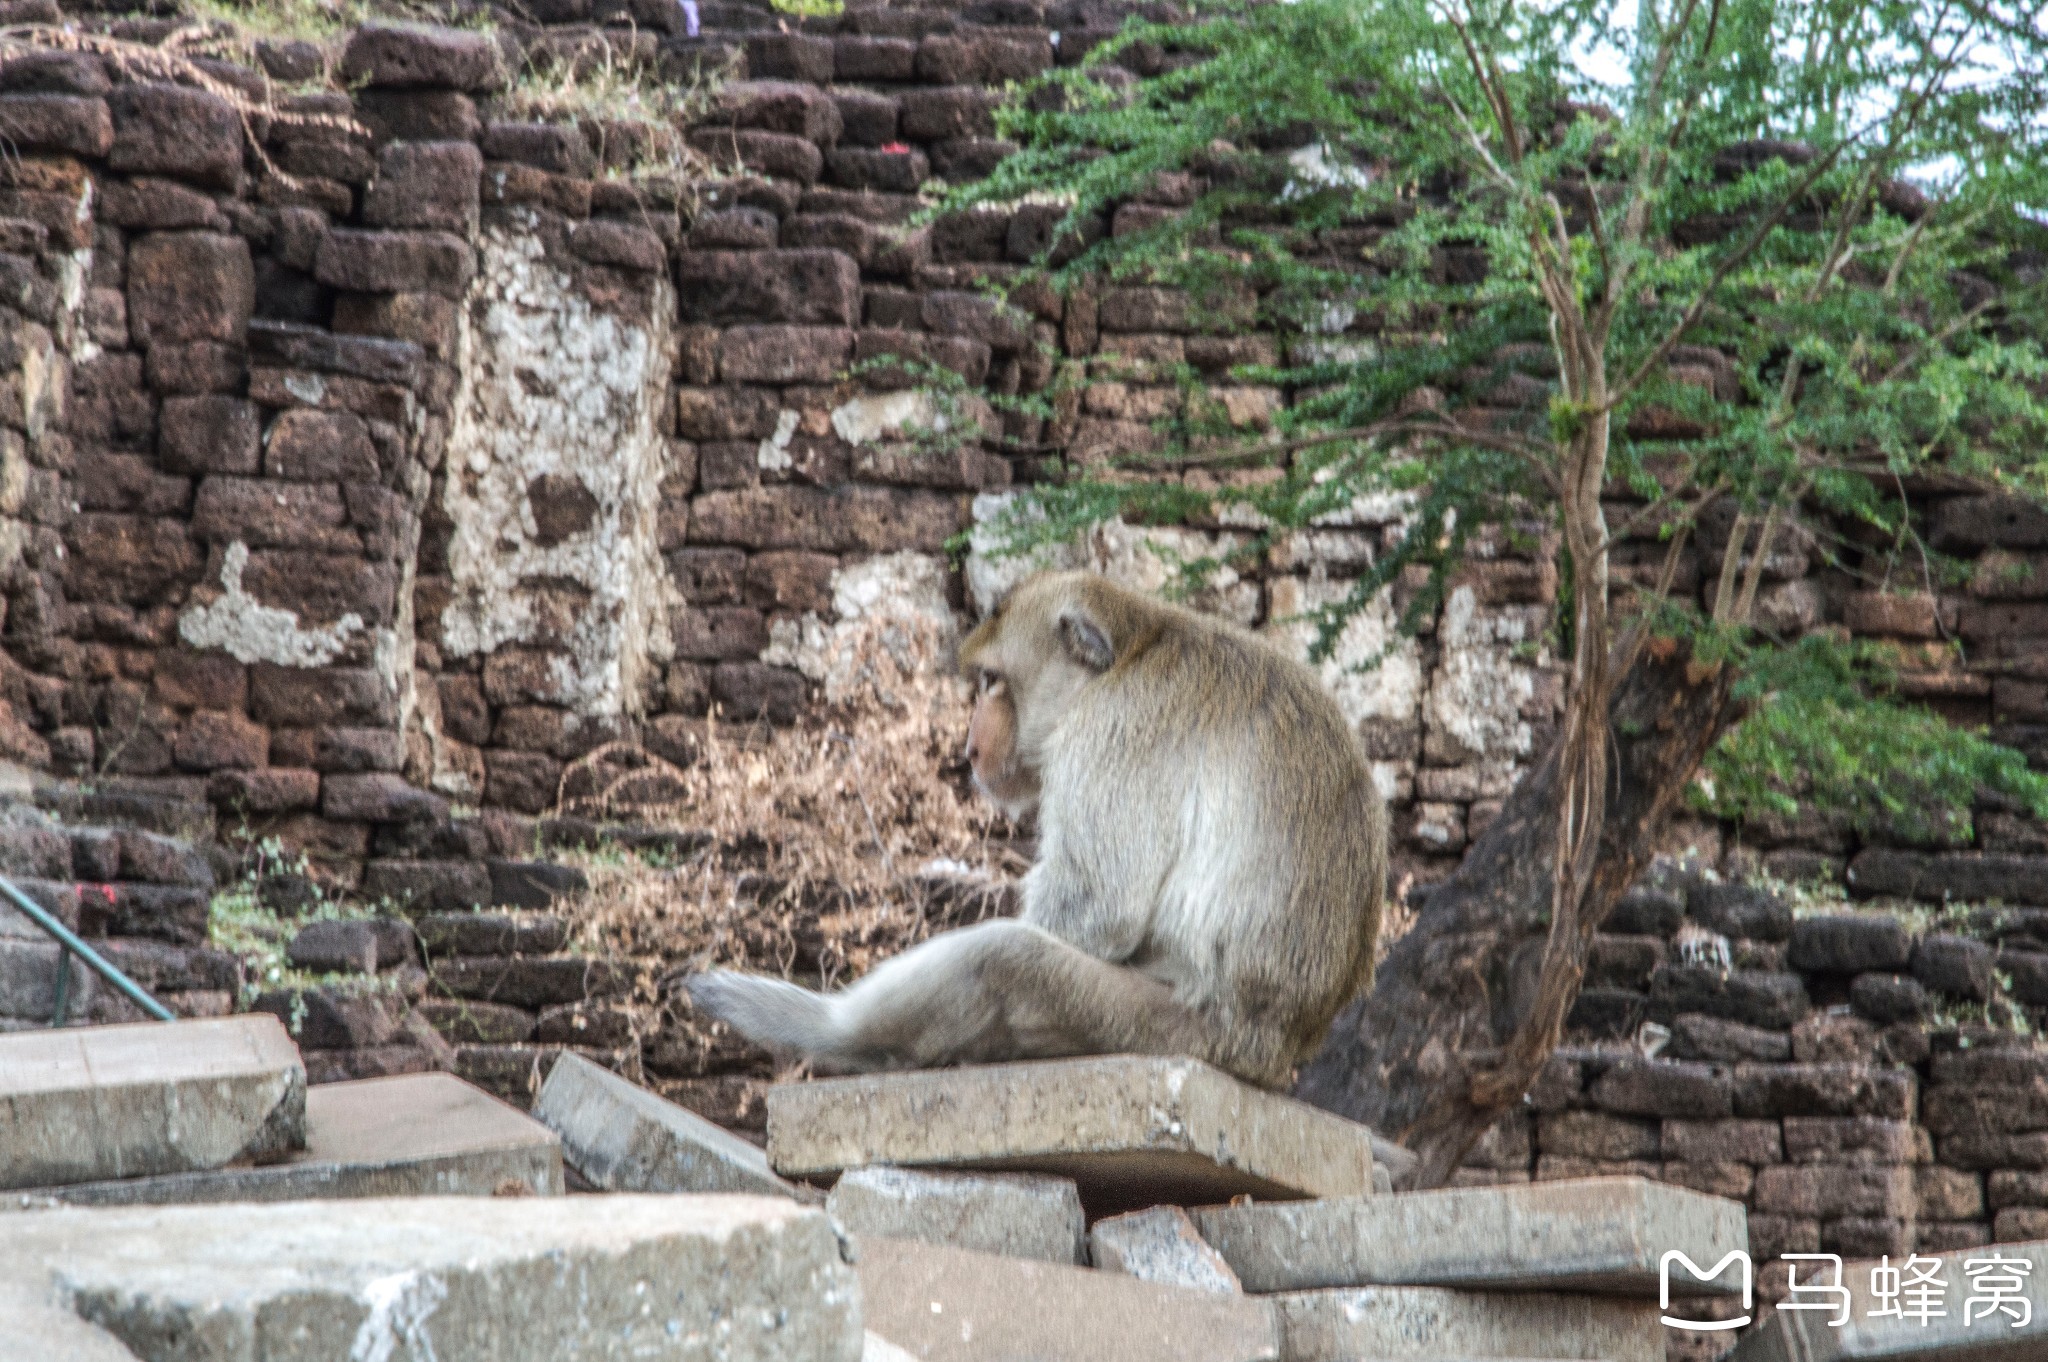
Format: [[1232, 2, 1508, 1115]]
[[964, 674, 1041, 819]]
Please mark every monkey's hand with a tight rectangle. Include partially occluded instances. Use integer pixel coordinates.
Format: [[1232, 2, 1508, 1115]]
[[685, 971, 839, 1061]]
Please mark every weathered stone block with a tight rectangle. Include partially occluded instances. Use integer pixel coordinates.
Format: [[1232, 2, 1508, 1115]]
[[0, 93, 111, 156], [316, 227, 473, 294], [1753, 1164, 1913, 1219], [1788, 913, 1914, 974], [535, 1052, 807, 1198], [1726, 1240, 2046, 1361], [717, 324, 855, 383], [158, 395, 259, 476], [486, 859, 587, 910], [433, 954, 621, 1008], [2, 1194, 861, 1360], [1688, 882, 1794, 940], [341, 23, 506, 90], [827, 1165, 1084, 1263], [1274, 1284, 1662, 1362], [827, 146, 930, 192], [570, 219, 665, 271], [322, 772, 448, 824], [1194, 1176, 1746, 1298], [360, 858, 490, 912], [0, 1015, 304, 1190], [108, 84, 243, 189], [190, 477, 355, 550], [1090, 1205, 1242, 1293], [126, 232, 253, 346], [1849, 848, 2048, 905], [1649, 966, 1810, 1030], [416, 998, 536, 1044], [768, 1055, 1377, 1217], [1589, 1059, 1734, 1119], [287, 916, 416, 973], [856, 1237, 1279, 1362], [720, 79, 844, 142], [1732, 1062, 1916, 1119], [676, 249, 862, 325], [40, 1072, 562, 1205]]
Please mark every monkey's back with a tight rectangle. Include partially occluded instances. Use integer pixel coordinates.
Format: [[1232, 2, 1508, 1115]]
[[1034, 591, 1388, 1077]]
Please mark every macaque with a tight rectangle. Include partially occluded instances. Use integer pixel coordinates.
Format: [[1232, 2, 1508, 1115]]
[[964, 674, 1039, 819], [688, 570, 1388, 1089]]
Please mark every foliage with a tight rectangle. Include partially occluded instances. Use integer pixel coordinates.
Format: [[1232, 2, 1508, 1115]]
[[503, 30, 725, 186], [1698, 633, 2048, 841], [950, 0, 2048, 837]]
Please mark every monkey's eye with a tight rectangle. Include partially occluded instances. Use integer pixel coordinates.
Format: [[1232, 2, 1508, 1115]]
[[977, 669, 1002, 696]]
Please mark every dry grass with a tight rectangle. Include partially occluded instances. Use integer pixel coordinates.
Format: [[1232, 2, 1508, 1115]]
[[555, 614, 1025, 1070]]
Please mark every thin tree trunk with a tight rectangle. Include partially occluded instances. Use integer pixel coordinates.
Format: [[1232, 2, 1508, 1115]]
[[1293, 635, 1741, 1187]]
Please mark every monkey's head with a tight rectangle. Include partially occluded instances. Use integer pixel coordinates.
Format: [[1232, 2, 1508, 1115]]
[[957, 572, 1139, 816]]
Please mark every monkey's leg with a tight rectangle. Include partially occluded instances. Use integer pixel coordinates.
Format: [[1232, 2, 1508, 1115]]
[[688, 921, 1238, 1074]]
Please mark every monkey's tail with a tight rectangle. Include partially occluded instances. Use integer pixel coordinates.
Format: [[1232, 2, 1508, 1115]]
[[685, 970, 844, 1060]]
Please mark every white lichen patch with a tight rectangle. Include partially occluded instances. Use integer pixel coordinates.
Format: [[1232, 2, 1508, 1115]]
[[756, 408, 799, 471], [1266, 574, 1425, 727], [764, 552, 956, 700], [437, 214, 680, 715], [178, 541, 368, 666], [830, 390, 940, 446], [1425, 584, 1539, 763]]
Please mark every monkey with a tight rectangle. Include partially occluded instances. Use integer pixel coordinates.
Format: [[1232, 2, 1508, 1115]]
[[686, 569, 1388, 1090], [963, 673, 1040, 819]]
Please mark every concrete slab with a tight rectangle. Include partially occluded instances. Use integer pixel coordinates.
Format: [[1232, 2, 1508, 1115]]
[[854, 1235, 1281, 1362], [828, 1165, 1086, 1264], [1191, 1176, 1747, 1297], [769, 1056, 1376, 1216], [0, 1283, 141, 1361], [1274, 1285, 1665, 1361], [2, 1194, 862, 1362], [1726, 1237, 2046, 1362], [1091, 1205, 1242, 1293], [534, 1051, 810, 1199], [28, 1073, 563, 1205], [0, 1016, 305, 1190]]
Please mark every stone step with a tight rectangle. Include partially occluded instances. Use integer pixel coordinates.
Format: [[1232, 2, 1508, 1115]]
[[532, 1050, 806, 1198], [1726, 1237, 2046, 1361], [768, 1055, 1377, 1217], [2, 1194, 862, 1361], [1191, 1176, 1747, 1297], [1091, 1205, 1243, 1293], [854, 1235, 1281, 1362], [25, 1072, 562, 1206], [1274, 1285, 1664, 1361], [0, 1015, 305, 1191], [827, 1164, 1086, 1264]]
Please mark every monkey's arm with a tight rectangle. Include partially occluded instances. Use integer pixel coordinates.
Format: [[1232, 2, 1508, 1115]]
[[1019, 853, 1152, 963]]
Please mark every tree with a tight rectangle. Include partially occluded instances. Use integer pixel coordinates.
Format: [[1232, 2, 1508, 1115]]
[[949, 0, 2048, 1185]]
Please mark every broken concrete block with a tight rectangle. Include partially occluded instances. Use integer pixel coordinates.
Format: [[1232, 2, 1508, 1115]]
[[1275, 1285, 1664, 1361], [34, 1073, 562, 1205], [855, 1236, 1280, 1362], [769, 1055, 1376, 1215], [1191, 1176, 1747, 1296], [533, 1051, 810, 1199], [1090, 1205, 1242, 1294], [0, 1015, 305, 1190], [1726, 1238, 2046, 1361], [828, 1165, 1085, 1264], [2, 1194, 862, 1361]]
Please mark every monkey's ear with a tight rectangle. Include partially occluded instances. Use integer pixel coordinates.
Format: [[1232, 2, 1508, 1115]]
[[1056, 608, 1116, 672]]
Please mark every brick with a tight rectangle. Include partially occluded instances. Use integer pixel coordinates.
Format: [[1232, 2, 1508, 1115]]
[[263, 409, 380, 482], [359, 858, 491, 913], [249, 665, 394, 727], [433, 954, 622, 1008], [108, 84, 243, 189], [1753, 1164, 1913, 1219], [332, 290, 460, 359], [479, 120, 594, 177], [1607, 884, 1685, 935], [360, 140, 482, 235], [63, 513, 201, 604], [1649, 966, 1809, 1030], [126, 232, 254, 346], [414, 911, 567, 956], [340, 24, 505, 91], [190, 478, 355, 551], [485, 749, 561, 814], [1929, 493, 2048, 550], [147, 341, 247, 395], [1732, 1063, 1916, 1119], [1971, 548, 2048, 599], [1917, 1166, 1985, 1220], [719, 79, 842, 142], [716, 324, 854, 384], [1842, 590, 1943, 637], [100, 176, 227, 232], [159, 396, 259, 476], [315, 229, 473, 295], [414, 998, 534, 1043], [321, 772, 447, 824], [827, 146, 929, 192], [1662, 1118, 1782, 1164], [1850, 848, 2048, 905], [1849, 972, 1930, 1024], [675, 250, 861, 325], [269, 726, 405, 773], [686, 485, 962, 553], [1588, 1059, 1732, 1119], [152, 652, 247, 711], [710, 662, 805, 723], [171, 710, 267, 771], [688, 207, 778, 250], [833, 36, 916, 82], [1687, 882, 1793, 940], [1922, 1085, 2048, 1139], [688, 128, 823, 184], [744, 32, 834, 83], [0, 93, 111, 156], [207, 767, 320, 813], [676, 606, 768, 661], [236, 552, 398, 628], [570, 220, 665, 272], [1787, 914, 1913, 974], [1782, 1117, 1916, 1165], [1537, 1110, 1659, 1161], [107, 883, 212, 943]]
